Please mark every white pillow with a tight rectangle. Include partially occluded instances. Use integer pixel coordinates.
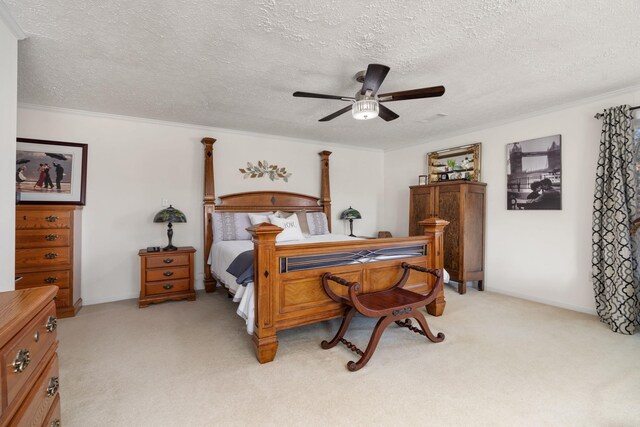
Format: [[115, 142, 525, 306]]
[[269, 213, 305, 242], [248, 212, 272, 225]]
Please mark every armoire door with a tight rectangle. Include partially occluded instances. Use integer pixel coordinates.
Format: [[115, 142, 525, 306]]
[[436, 184, 461, 280], [409, 186, 435, 236]]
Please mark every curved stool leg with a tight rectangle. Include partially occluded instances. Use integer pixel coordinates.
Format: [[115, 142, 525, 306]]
[[321, 307, 357, 349], [348, 316, 394, 372], [413, 311, 445, 343]]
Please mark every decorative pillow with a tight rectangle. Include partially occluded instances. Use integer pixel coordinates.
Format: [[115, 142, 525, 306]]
[[275, 210, 310, 235], [212, 212, 252, 243], [306, 212, 329, 235], [248, 212, 272, 226], [269, 213, 305, 242]]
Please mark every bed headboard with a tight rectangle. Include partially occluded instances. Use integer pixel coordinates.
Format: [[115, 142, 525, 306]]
[[200, 137, 332, 292]]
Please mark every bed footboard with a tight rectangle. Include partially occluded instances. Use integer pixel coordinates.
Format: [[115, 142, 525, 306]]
[[247, 217, 448, 363]]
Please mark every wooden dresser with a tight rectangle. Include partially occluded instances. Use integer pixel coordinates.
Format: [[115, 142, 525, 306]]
[[16, 205, 82, 318], [0, 286, 60, 426], [409, 182, 486, 294], [139, 246, 196, 308]]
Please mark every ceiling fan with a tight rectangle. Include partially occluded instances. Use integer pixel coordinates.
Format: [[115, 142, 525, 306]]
[[293, 63, 445, 122]]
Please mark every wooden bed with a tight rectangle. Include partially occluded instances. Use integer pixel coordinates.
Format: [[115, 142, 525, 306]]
[[201, 137, 448, 363]]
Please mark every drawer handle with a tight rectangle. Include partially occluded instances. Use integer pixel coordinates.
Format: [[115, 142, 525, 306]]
[[163, 271, 174, 277], [45, 234, 59, 241], [46, 376, 60, 397], [163, 258, 174, 264], [51, 420, 61, 427], [45, 315, 57, 332], [45, 215, 59, 222], [45, 252, 58, 259], [34, 330, 40, 342], [163, 284, 174, 290], [44, 276, 58, 284], [12, 349, 30, 373]]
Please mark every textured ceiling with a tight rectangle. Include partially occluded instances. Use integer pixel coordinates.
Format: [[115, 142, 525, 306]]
[[6, 0, 640, 150]]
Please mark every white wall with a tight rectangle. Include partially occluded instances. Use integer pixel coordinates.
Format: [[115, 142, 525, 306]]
[[384, 88, 640, 314], [0, 16, 18, 291], [17, 107, 384, 304]]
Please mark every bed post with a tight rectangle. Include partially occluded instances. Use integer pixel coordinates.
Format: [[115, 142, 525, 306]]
[[319, 151, 332, 232], [247, 223, 283, 363], [419, 217, 449, 316], [202, 137, 217, 293]]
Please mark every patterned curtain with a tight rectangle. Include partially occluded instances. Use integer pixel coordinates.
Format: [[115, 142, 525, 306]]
[[592, 104, 639, 334]]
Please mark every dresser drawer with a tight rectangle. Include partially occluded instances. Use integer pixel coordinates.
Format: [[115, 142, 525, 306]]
[[2, 302, 57, 405], [145, 279, 191, 296], [53, 289, 70, 309], [42, 394, 61, 427], [146, 253, 190, 269], [15, 210, 71, 230], [16, 248, 71, 269], [15, 229, 71, 249], [146, 266, 190, 282], [11, 354, 59, 427], [15, 271, 70, 290]]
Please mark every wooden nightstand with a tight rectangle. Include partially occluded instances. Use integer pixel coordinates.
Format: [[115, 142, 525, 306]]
[[138, 246, 196, 308]]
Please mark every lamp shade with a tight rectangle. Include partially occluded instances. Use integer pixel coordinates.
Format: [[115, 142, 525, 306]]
[[153, 205, 187, 223], [340, 206, 362, 220]]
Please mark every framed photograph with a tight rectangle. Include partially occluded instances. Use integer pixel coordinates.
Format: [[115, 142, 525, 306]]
[[16, 138, 88, 205], [506, 135, 561, 210], [418, 175, 428, 185]]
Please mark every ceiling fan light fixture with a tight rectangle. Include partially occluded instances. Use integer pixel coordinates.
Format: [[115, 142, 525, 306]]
[[352, 99, 379, 120]]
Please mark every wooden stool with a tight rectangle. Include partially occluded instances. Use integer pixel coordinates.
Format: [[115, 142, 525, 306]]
[[321, 263, 445, 371]]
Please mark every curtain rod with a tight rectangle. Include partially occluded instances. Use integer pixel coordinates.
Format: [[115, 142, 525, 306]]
[[594, 105, 639, 119]]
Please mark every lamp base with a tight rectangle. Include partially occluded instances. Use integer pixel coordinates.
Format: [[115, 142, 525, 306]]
[[162, 245, 178, 251]]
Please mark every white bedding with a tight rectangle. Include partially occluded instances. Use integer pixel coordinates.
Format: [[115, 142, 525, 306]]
[[207, 234, 449, 334]]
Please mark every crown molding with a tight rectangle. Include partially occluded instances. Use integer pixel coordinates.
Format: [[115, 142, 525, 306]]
[[387, 81, 640, 152], [0, 2, 26, 40], [17, 103, 384, 153]]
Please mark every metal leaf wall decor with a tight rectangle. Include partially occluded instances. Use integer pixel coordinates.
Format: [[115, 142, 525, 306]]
[[240, 160, 292, 182]]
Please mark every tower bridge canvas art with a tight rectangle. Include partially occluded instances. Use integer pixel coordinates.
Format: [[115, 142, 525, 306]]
[[507, 135, 562, 210]]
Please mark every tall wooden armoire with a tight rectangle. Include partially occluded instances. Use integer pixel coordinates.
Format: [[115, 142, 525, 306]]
[[409, 182, 486, 294]]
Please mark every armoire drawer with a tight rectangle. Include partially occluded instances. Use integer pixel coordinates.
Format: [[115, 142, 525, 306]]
[[15, 270, 70, 290], [15, 210, 71, 230]]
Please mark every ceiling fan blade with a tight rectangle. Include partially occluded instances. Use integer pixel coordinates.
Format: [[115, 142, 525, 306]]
[[293, 91, 353, 101], [360, 64, 390, 96], [378, 104, 399, 121], [319, 104, 353, 122], [378, 85, 445, 102]]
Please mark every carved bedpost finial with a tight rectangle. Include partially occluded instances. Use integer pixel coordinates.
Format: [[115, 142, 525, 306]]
[[319, 151, 332, 232]]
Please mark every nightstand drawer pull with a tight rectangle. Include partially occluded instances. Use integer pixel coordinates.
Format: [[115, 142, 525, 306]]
[[163, 284, 174, 290], [12, 349, 30, 373], [46, 376, 60, 397], [45, 234, 59, 241], [45, 215, 59, 222], [45, 315, 57, 332], [163, 258, 174, 264], [51, 419, 61, 427], [44, 276, 58, 284], [163, 271, 174, 277], [45, 252, 58, 259]]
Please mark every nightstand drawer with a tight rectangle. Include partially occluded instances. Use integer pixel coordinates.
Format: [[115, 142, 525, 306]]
[[146, 253, 190, 268], [145, 279, 191, 296], [16, 248, 71, 269], [15, 271, 70, 289], [15, 210, 71, 230], [16, 229, 71, 249], [146, 267, 190, 282]]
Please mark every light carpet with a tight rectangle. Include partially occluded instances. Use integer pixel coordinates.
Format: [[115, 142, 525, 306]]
[[57, 286, 640, 426]]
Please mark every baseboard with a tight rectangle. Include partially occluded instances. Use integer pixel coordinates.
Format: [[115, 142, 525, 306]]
[[488, 288, 597, 316]]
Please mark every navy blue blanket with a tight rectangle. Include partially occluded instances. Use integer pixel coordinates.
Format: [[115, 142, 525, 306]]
[[226, 250, 254, 286]]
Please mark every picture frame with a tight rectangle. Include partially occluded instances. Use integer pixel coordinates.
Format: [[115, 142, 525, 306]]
[[418, 175, 428, 185], [506, 134, 561, 210], [426, 143, 481, 183], [16, 138, 88, 205]]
